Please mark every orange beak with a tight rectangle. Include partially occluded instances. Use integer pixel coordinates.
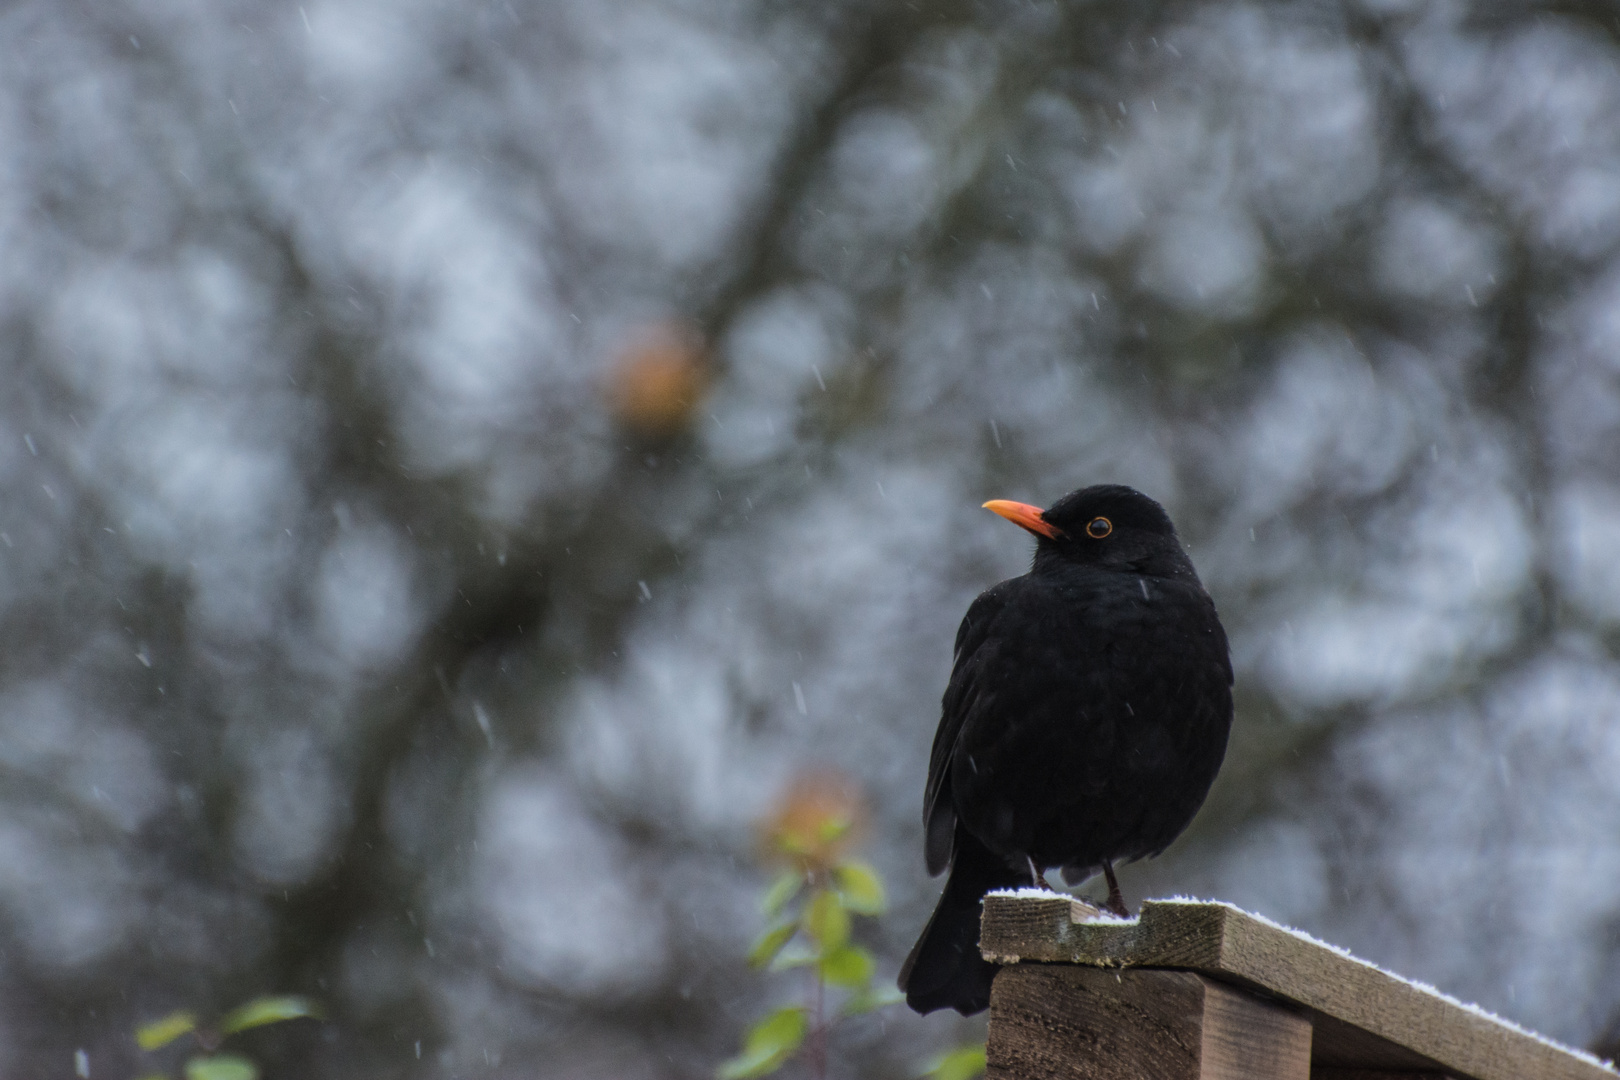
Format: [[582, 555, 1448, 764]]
[[983, 499, 1064, 540]]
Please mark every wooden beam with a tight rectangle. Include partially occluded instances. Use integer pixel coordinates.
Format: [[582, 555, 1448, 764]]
[[979, 896, 1614, 1080], [988, 965, 1312, 1080]]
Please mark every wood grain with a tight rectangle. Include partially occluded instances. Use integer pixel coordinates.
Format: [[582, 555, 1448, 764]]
[[1202, 976, 1313, 1080], [988, 966, 1203, 1080], [986, 966, 1310, 1080], [979, 896, 1613, 1080]]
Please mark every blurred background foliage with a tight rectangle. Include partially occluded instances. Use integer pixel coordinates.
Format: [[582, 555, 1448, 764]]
[[3, 0, 1620, 1075]]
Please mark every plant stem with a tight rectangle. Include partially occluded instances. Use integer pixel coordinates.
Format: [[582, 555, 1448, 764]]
[[810, 965, 826, 1080]]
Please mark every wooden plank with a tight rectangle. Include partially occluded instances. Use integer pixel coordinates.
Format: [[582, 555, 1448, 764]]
[[979, 896, 1614, 1080], [986, 965, 1311, 1080], [1202, 976, 1314, 1080], [1309, 1012, 1457, 1072], [988, 967, 1204, 1080]]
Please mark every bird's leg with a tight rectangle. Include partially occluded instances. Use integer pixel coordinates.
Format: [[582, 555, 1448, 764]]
[[1102, 860, 1129, 918], [1024, 854, 1046, 889]]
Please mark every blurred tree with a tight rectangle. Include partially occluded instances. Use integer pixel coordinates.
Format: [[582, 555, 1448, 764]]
[[2, 0, 1620, 1077]]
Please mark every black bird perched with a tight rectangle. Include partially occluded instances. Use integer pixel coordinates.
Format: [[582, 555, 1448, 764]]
[[898, 485, 1232, 1016]]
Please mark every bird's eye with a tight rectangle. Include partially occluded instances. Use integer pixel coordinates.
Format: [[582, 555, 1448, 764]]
[[1086, 517, 1112, 539]]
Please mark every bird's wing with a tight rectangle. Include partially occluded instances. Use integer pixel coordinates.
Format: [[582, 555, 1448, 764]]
[[922, 581, 1014, 876]]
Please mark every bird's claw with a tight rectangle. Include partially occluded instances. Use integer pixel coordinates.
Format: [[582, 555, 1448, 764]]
[[1102, 860, 1130, 918]]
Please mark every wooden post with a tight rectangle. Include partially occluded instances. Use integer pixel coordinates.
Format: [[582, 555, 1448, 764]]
[[978, 895, 1615, 1080], [989, 965, 1311, 1080]]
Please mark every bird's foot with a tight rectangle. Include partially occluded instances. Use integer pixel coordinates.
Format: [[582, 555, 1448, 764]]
[[1102, 860, 1131, 918], [1023, 854, 1048, 890]]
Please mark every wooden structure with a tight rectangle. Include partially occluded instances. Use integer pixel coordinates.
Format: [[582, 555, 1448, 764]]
[[978, 894, 1617, 1080]]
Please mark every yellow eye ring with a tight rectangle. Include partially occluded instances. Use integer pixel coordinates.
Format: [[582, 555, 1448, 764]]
[[1086, 517, 1112, 539]]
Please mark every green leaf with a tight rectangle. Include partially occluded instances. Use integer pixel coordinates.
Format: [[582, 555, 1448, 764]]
[[815, 816, 851, 845], [184, 1054, 259, 1080], [716, 1007, 807, 1080], [767, 941, 818, 970], [840, 985, 905, 1016], [833, 861, 886, 915], [219, 996, 321, 1034], [926, 1045, 987, 1080], [136, 1011, 197, 1051], [760, 870, 804, 917], [817, 943, 874, 989], [803, 889, 849, 950], [746, 923, 798, 969]]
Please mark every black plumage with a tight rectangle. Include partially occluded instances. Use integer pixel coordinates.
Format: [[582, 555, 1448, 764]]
[[898, 485, 1233, 1016]]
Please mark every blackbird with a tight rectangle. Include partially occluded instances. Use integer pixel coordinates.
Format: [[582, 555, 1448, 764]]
[[898, 485, 1232, 1016]]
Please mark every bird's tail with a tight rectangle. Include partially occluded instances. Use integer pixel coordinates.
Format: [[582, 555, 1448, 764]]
[[898, 824, 1024, 1015]]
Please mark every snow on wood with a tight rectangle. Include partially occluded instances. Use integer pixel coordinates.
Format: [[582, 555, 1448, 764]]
[[978, 895, 1615, 1080]]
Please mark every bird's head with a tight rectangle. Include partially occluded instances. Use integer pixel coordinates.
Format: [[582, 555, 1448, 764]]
[[983, 484, 1196, 579]]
